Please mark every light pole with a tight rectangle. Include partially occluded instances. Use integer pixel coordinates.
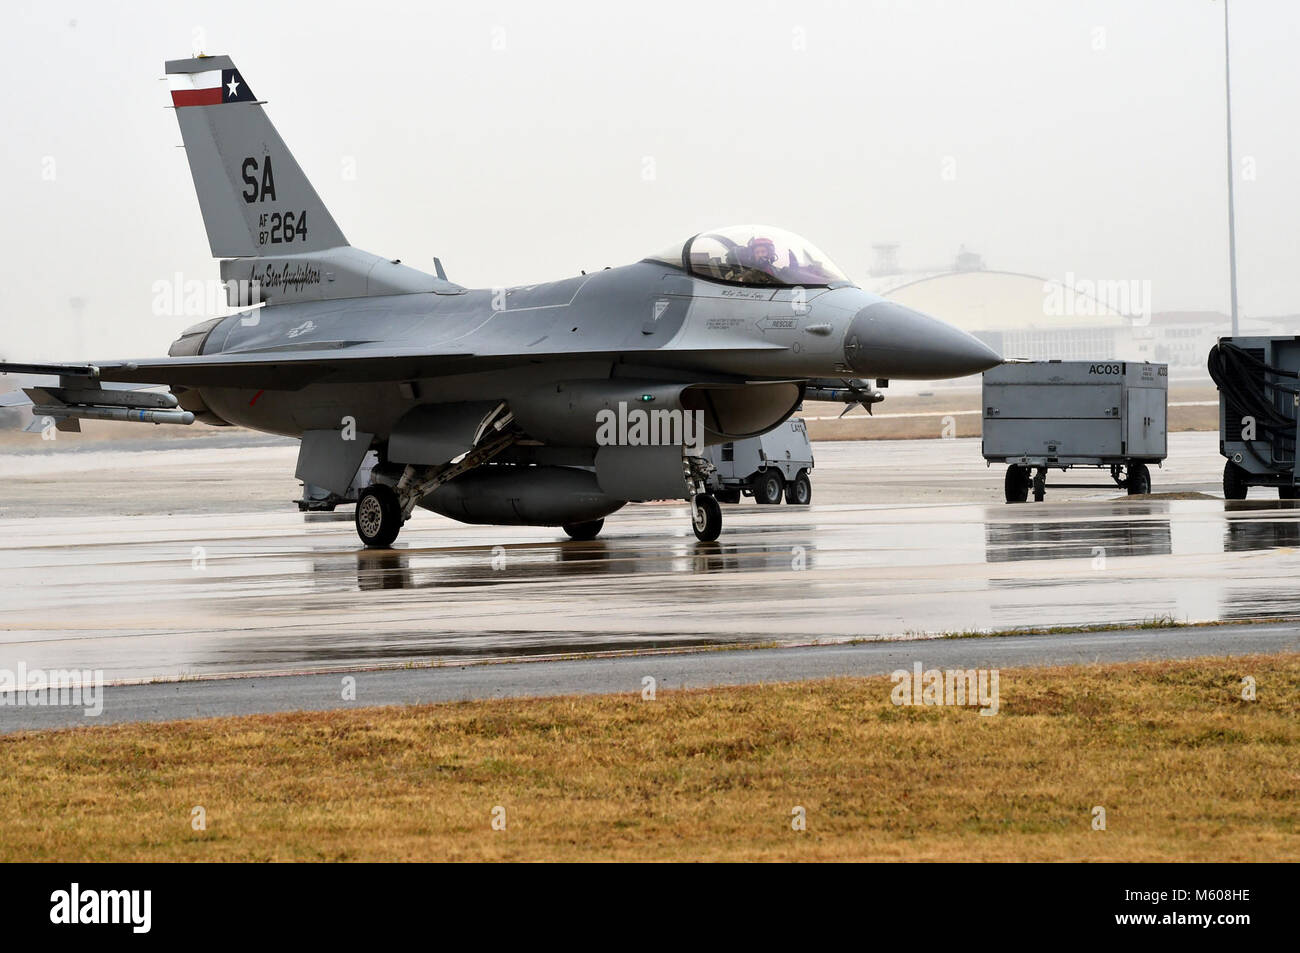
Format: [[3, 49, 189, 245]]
[[1223, 0, 1240, 337]]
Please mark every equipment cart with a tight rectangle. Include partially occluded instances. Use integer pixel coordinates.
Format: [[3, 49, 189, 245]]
[[1209, 336, 1300, 499], [704, 417, 814, 505], [982, 360, 1168, 503]]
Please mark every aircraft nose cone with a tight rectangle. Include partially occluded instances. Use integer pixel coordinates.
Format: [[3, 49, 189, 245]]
[[843, 301, 1002, 379]]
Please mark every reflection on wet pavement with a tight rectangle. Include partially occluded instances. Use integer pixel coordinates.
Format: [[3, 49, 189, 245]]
[[2, 490, 1300, 682]]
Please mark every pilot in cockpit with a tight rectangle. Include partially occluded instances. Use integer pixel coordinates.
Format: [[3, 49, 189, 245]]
[[745, 236, 778, 274], [728, 235, 783, 283]]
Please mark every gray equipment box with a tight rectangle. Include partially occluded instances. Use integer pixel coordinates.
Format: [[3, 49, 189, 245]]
[[982, 360, 1168, 502], [1209, 335, 1300, 500], [704, 417, 814, 505]]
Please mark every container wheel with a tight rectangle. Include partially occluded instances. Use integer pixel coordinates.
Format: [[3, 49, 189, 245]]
[[752, 470, 784, 505], [1223, 460, 1249, 501], [784, 472, 812, 505], [1004, 465, 1030, 504], [1126, 463, 1151, 495]]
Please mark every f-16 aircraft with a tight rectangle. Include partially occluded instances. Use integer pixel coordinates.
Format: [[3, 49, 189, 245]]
[[0, 55, 1000, 546]]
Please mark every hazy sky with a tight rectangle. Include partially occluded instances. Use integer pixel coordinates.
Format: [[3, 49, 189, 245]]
[[1, 0, 1297, 360]]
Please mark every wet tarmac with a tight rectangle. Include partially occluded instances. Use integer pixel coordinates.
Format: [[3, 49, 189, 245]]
[[1, 431, 1298, 686], [5, 621, 1296, 733]]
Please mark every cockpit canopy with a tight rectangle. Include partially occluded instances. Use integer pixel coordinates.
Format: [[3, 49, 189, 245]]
[[647, 225, 850, 288]]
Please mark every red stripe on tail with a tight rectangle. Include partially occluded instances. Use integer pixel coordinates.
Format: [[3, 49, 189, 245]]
[[171, 88, 223, 107]]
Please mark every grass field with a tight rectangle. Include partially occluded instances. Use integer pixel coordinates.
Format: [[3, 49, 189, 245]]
[[1, 654, 1296, 861]]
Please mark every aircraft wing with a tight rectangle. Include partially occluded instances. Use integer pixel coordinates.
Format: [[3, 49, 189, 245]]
[[0, 349, 477, 391], [0, 343, 789, 391]]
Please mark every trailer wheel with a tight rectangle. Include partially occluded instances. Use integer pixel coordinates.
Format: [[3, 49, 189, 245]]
[[1126, 463, 1151, 495], [1004, 465, 1030, 503], [1223, 460, 1249, 501], [355, 485, 403, 548], [562, 519, 604, 540], [691, 493, 722, 541], [753, 470, 784, 505], [785, 471, 812, 505]]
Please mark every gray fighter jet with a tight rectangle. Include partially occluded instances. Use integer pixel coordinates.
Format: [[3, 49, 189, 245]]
[[0, 55, 1000, 546]]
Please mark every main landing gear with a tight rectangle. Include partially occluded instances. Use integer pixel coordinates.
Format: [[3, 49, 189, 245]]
[[355, 428, 518, 548], [355, 485, 403, 548]]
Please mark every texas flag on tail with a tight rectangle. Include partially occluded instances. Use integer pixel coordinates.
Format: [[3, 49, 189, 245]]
[[169, 67, 256, 107]]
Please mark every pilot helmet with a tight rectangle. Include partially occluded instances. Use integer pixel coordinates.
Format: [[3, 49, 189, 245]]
[[748, 236, 777, 262]]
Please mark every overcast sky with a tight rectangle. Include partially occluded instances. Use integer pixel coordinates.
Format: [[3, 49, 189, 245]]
[[1, 0, 1297, 360]]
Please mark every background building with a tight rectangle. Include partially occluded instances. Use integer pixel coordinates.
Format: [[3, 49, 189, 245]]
[[861, 247, 1297, 379]]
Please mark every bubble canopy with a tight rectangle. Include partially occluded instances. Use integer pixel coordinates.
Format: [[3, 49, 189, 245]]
[[647, 225, 851, 288]]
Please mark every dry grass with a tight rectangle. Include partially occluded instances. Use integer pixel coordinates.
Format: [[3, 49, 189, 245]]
[[1, 654, 1296, 861]]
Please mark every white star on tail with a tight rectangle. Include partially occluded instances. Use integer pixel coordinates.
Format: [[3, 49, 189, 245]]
[[226, 77, 240, 98]]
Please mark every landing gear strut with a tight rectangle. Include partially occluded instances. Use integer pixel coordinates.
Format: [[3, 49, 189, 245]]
[[354, 425, 519, 548]]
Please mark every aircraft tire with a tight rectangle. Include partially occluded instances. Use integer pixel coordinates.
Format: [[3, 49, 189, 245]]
[[355, 485, 403, 548], [692, 493, 722, 542], [562, 519, 604, 540]]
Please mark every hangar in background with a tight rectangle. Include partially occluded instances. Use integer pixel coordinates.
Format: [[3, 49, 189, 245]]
[[862, 247, 1148, 366], [860, 246, 1295, 376]]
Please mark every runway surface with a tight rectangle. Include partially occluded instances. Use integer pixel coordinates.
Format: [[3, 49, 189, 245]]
[[3, 621, 1295, 733], [1, 429, 1299, 701]]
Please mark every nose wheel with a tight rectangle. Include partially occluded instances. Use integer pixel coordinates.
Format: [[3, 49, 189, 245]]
[[691, 493, 722, 542]]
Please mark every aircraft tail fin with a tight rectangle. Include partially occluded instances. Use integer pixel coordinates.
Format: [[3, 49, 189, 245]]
[[166, 55, 453, 306], [166, 55, 348, 258]]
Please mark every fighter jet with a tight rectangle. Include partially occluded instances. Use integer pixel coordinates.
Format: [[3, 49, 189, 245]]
[[0, 55, 1000, 546]]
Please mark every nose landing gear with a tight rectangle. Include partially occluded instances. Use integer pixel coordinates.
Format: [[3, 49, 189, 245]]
[[684, 454, 723, 541], [691, 494, 722, 542]]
